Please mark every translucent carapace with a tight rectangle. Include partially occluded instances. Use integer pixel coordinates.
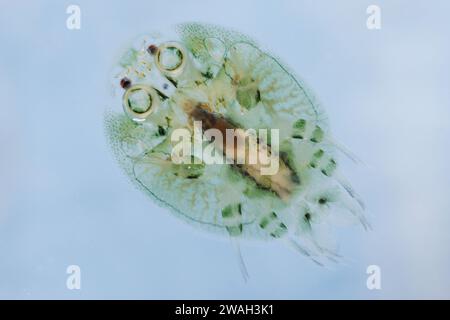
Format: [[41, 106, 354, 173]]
[[105, 23, 368, 274]]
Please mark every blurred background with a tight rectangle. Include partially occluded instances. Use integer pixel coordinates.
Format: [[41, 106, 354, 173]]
[[0, 0, 449, 299]]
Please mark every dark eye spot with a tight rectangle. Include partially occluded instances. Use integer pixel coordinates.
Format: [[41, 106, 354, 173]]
[[304, 213, 311, 221], [120, 77, 131, 89], [147, 44, 158, 55], [318, 197, 327, 205]]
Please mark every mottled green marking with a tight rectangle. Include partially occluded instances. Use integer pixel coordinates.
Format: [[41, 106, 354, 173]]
[[258, 212, 288, 238], [310, 126, 324, 143], [293, 119, 306, 139], [321, 158, 337, 177], [222, 203, 243, 236], [293, 118, 324, 143], [310, 149, 324, 168], [172, 156, 205, 179]]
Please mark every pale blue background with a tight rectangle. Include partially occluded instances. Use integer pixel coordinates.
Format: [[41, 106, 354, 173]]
[[0, 0, 449, 299]]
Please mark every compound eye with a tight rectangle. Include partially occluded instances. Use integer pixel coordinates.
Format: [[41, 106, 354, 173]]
[[155, 42, 186, 76], [122, 85, 159, 122]]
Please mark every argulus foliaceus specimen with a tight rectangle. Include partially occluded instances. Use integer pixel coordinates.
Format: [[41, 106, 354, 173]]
[[105, 23, 369, 278]]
